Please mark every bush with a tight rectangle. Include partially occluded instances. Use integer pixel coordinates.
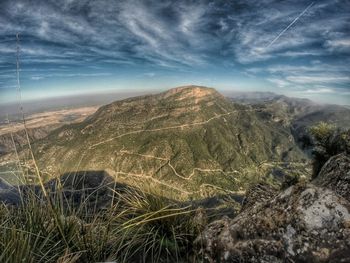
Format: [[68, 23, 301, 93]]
[[309, 122, 336, 144]]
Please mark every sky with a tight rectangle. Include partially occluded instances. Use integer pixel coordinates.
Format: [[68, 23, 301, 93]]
[[0, 0, 349, 105]]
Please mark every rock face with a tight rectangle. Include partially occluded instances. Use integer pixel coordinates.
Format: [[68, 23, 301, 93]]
[[240, 182, 277, 211], [313, 153, 350, 202], [195, 183, 350, 262]]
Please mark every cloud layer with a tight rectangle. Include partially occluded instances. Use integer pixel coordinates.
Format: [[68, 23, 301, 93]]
[[0, 0, 349, 104]]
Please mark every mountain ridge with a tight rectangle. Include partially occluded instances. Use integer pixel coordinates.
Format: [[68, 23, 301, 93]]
[[28, 86, 307, 199]]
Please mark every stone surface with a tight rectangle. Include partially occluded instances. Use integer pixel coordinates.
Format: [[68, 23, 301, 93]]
[[195, 183, 350, 263], [313, 153, 350, 202], [240, 182, 278, 211]]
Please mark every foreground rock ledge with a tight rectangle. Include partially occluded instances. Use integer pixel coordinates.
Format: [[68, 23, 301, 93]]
[[195, 183, 350, 263], [313, 153, 350, 202]]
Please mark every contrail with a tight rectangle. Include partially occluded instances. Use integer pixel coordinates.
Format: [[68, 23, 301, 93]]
[[266, 2, 315, 48]]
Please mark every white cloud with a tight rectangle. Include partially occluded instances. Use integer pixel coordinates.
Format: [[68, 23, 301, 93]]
[[280, 51, 322, 57], [267, 78, 291, 88], [286, 75, 350, 84], [266, 63, 349, 74], [31, 76, 44, 80], [303, 88, 335, 94], [30, 73, 112, 80], [0, 0, 349, 106], [326, 38, 350, 50]]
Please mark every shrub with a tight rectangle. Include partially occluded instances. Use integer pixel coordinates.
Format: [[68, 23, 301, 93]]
[[309, 122, 336, 144], [309, 122, 350, 178]]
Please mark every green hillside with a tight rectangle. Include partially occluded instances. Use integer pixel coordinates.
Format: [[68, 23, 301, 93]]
[[32, 86, 308, 199]]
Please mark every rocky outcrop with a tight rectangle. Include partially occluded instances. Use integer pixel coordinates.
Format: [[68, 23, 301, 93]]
[[313, 153, 350, 202], [195, 183, 350, 262], [240, 182, 278, 211]]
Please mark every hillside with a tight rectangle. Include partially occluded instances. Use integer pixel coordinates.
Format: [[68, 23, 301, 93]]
[[0, 125, 349, 262], [29, 86, 307, 199], [230, 92, 350, 150]]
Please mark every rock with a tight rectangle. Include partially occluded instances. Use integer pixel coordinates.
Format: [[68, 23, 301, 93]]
[[195, 184, 350, 262], [192, 207, 209, 232], [241, 182, 278, 211], [313, 153, 350, 202], [189, 194, 243, 221]]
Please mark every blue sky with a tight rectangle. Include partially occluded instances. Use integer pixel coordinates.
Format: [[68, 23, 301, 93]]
[[0, 0, 349, 105]]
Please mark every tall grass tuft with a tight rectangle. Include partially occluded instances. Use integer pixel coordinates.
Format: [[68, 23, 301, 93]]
[[109, 188, 198, 262], [0, 178, 202, 262]]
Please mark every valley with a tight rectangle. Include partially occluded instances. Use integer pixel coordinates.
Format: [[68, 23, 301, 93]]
[[0, 106, 98, 184], [0, 106, 98, 136]]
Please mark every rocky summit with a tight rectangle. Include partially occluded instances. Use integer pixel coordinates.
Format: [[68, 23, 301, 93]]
[[31, 86, 306, 199]]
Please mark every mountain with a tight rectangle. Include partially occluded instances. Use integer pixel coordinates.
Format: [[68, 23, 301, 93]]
[[226, 91, 284, 104], [0, 125, 59, 156], [1, 87, 349, 262], [230, 92, 350, 150], [30, 86, 306, 199]]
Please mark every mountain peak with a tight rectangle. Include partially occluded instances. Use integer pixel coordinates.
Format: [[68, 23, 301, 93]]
[[162, 85, 221, 101]]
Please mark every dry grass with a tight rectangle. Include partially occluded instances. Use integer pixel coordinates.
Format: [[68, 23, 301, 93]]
[[0, 183, 200, 262]]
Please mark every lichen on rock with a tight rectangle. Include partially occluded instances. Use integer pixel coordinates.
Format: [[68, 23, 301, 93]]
[[195, 183, 350, 262], [313, 153, 350, 202]]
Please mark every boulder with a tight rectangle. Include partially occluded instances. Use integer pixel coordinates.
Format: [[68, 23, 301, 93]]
[[195, 183, 350, 262], [313, 153, 350, 202], [241, 182, 278, 211]]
